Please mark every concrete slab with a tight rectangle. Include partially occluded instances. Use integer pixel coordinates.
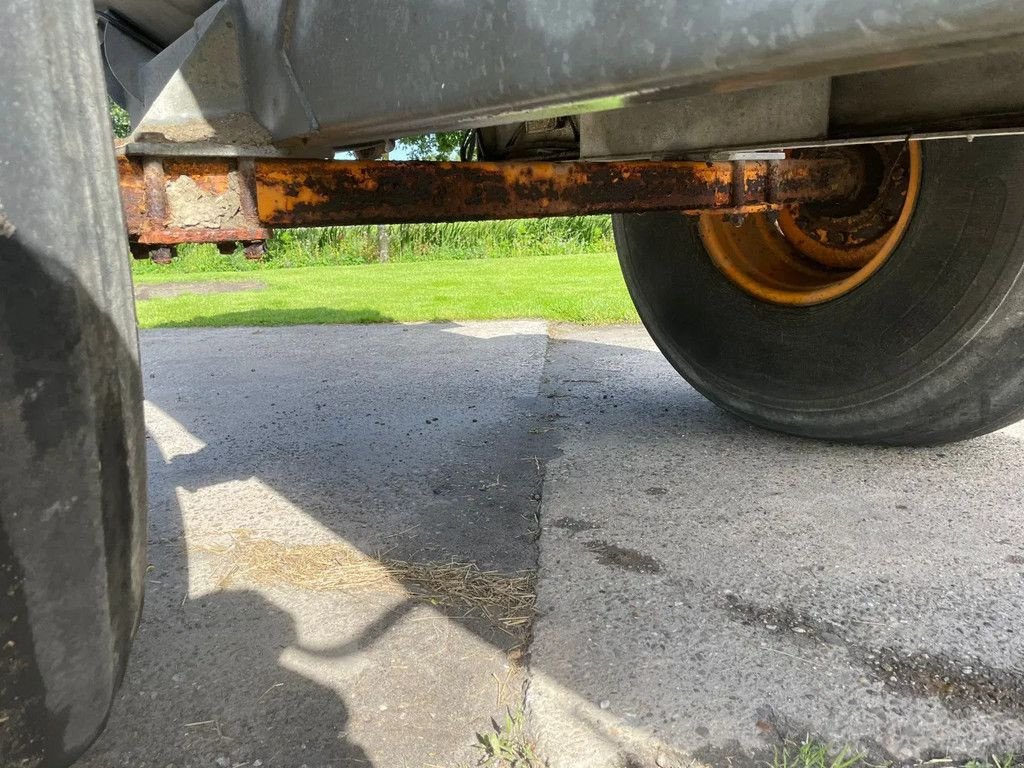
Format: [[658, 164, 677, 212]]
[[527, 324, 1024, 767], [79, 320, 1024, 768], [81, 321, 552, 768]]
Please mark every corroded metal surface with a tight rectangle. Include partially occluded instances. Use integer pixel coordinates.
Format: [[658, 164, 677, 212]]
[[698, 142, 921, 306], [117, 155, 271, 251], [254, 158, 857, 226], [779, 144, 916, 268], [119, 156, 857, 245]]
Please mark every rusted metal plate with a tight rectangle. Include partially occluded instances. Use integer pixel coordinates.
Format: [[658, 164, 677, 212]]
[[254, 158, 857, 226], [118, 156, 271, 248], [117, 156, 146, 236], [118, 156, 857, 245]]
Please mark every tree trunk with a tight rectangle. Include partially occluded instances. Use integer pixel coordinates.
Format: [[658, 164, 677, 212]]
[[376, 150, 390, 262], [377, 225, 390, 263]]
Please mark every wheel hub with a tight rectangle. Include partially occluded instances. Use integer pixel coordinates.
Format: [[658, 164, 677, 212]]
[[699, 142, 921, 305], [778, 144, 915, 270]]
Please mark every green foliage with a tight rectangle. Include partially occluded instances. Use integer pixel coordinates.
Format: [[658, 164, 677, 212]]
[[773, 739, 864, 768], [396, 131, 467, 160], [109, 100, 131, 138], [771, 737, 1016, 768], [132, 252, 637, 328], [131, 217, 614, 276], [474, 708, 542, 768], [965, 756, 1016, 768]]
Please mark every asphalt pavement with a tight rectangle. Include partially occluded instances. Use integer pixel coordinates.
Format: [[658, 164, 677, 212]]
[[82, 322, 1024, 768]]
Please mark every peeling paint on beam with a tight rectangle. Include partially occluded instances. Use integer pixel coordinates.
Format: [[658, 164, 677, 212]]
[[118, 156, 858, 245], [254, 159, 857, 227]]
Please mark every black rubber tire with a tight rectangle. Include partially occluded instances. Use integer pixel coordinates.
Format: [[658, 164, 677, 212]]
[[1, 2, 147, 766], [615, 137, 1024, 445]]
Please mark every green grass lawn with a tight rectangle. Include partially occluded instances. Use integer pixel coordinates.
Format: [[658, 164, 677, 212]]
[[133, 251, 639, 328]]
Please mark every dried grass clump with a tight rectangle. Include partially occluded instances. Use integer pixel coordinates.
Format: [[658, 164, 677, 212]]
[[200, 533, 536, 636]]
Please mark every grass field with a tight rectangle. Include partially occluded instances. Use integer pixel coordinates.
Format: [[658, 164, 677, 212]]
[[132, 217, 614, 276], [133, 251, 639, 328]]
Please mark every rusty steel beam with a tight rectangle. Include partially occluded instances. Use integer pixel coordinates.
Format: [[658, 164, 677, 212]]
[[255, 158, 858, 226], [118, 156, 858, 247]]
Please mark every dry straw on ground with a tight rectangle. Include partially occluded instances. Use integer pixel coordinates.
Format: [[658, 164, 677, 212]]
[[199, 532, 536, 638]]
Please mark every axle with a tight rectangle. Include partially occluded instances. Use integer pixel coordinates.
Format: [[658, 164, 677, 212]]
[[117, 155, 860, 251]]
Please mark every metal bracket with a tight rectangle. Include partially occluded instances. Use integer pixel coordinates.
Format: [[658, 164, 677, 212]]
[[121, 2, 310, 158], [118, 155, 271, 254]]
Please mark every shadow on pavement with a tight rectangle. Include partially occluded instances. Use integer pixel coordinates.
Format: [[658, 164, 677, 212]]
[[82, 319, 557, 766], [79, 319, 1024, 766]]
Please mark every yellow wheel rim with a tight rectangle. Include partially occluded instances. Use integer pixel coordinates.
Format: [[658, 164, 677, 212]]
[[699, 142, 922, 306]]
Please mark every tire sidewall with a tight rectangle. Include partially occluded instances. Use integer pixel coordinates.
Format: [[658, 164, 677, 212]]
[[616, 138, 1024, 443]]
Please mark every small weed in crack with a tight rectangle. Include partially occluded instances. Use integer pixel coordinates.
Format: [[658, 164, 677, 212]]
[[474, 707, 544, 767], [964, 756, 1017, 768], [772, 738, 1016, 768], [773, 738, 866, 768]]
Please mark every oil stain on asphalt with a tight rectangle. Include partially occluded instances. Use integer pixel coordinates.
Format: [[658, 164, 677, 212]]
[[724, 595, 1024, 719], [584, 540, 662, 574]]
